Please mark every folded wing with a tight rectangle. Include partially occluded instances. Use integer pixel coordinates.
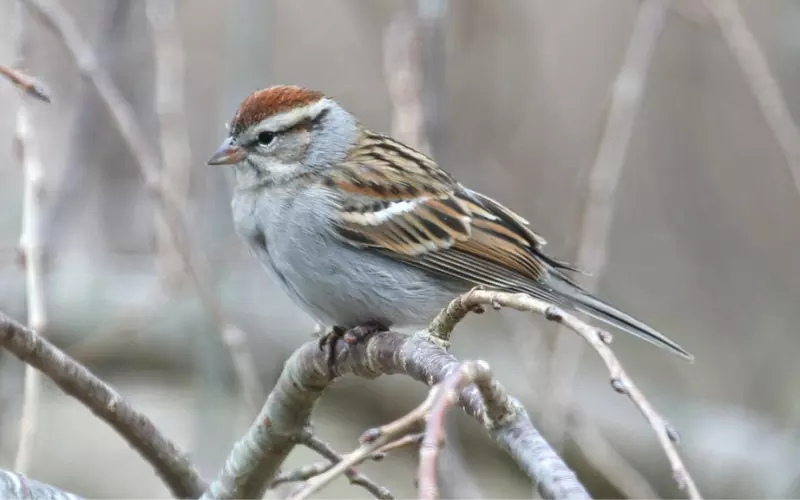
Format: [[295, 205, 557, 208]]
[[327, 131, 572, 295], [326, 131, 693, 360]]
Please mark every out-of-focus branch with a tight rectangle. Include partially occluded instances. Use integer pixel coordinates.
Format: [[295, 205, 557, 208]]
[[429, 290, 702, 499], [12, 0, 49, 475], [704, 0, 800, 197], [545, 0, 670, 448], [0, 311, 206, 498], [146, 0, 192, 289], [568, 413, 659, 499], [0, 65, 50, 102], [383, 11, 430, 155], [416, 0, 448, 161], [12, 98, 45, 479], [0, 469, 83, 500], [22, 0, 264, 412], [201, 329, 587, 500]]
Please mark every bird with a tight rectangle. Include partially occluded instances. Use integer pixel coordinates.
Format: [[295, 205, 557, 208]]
[[207, 85, 692, 364]]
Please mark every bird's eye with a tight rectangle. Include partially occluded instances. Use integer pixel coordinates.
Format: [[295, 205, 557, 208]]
[[257, 131, 275, 146]]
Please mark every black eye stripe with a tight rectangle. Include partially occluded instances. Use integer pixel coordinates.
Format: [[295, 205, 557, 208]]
[[247, 109, 328, 148], [311, 107, 330, 125]]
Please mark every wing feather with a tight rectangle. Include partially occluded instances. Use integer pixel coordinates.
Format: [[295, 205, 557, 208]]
[[327, 130, 578, 288], [322, 131, 692, 359]]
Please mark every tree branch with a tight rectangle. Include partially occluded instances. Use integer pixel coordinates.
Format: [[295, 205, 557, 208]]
[[288, 395, 434, 500], [417, 360, 496, 500], [0, 469, 83, 500], [296, 433, 396, 499], [202, 329, 588, 500], [275, 429, 415, 496], [270, 461, 336, 488], [0, 311, 206, 498], [430, 290, 702, 499]]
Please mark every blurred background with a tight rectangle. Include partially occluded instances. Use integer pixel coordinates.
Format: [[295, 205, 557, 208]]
[[2, 0, 800, 498]]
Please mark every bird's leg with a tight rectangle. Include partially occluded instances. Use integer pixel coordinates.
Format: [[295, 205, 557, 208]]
[[318, 326, 346, 377], [318, 321, 389, 379]]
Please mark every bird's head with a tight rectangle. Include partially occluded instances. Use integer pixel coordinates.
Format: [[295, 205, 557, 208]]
[[208, 85, 358, 187]]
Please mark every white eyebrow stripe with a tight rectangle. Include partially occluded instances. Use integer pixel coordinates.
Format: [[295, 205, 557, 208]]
[[261, 98, 331, 132]]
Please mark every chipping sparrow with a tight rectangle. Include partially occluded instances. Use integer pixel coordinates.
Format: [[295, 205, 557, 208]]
[[208, 85, 692, 360]]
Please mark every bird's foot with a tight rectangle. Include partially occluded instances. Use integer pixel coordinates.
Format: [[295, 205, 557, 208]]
[[318, 321, 389, 379]]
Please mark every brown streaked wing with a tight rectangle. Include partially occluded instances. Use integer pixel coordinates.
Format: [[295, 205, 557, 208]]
[[328, 130, 473, 255], [328, 130, 574, 289], [457, 189, 585, 286], [328, 131, 456, 200]]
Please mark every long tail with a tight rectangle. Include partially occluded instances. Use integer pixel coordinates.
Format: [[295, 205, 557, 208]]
[[543, 273, 693, 360]]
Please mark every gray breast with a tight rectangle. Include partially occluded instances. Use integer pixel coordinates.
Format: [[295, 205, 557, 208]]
[[232, 191, 299, 299], [235, 186, 469, 328]]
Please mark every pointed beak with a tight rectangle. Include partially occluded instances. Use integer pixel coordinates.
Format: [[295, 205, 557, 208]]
[[207, 137, 246, 165]]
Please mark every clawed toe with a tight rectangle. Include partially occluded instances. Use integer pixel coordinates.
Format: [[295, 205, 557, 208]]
[[319, 322, 389, 379], [343, 321, 388, 344], [318, 325, 346, 351]]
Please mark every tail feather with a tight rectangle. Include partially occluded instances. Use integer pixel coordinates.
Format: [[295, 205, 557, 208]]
[[546, 279, 694, 360]]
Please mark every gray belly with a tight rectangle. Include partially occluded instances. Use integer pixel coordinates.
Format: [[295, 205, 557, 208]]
[[233, 188, 467, 328]]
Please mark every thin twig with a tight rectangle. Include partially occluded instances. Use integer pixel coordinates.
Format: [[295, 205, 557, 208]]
[[301, 434, 397, 499], [418, 361, 493, 500], [12, 0, 48, 475], [270, 461, 336, 487], [202, 330, 587, 500], [0, 469, 83, 500], [0, 311, 206, 498], [376, 432, 425, 457], [0, 65, 50, 102], [545, 0, 671, 449], [431, 290, 702, 499], [704, 0, 800, 197], [23, 0, 264, 412], [147, 0, 192, 289], [303, 431, 423, 463], [290, 391, 437, 500], [295, 433, 398, 500]]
